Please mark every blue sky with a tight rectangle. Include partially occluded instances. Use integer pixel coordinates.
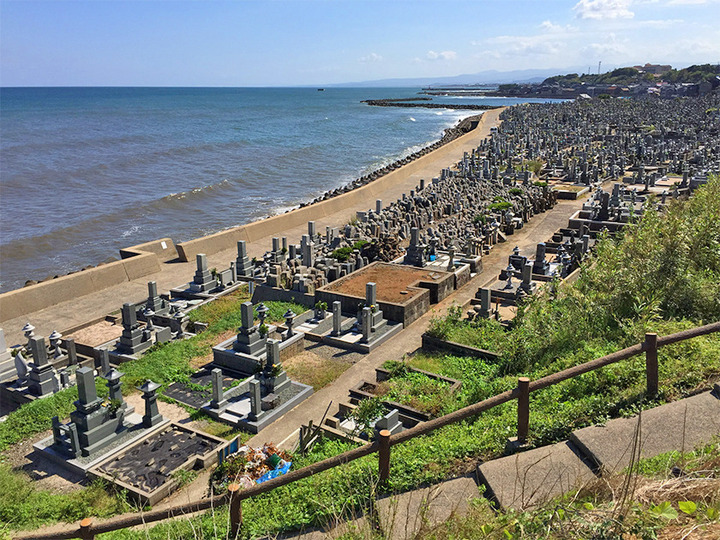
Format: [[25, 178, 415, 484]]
[[1, 0, 719, 86]]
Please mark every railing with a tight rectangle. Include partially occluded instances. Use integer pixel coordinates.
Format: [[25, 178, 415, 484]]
[[13, 320, 720, 540]]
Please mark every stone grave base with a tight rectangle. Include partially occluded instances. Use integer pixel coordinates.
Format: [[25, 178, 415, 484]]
[[251, 284, 315, 307], [89, 422, 228, 505], [169, 279, 246, 301], [163, 366, 254, 409], [489, 279, 537, 305], [283, 310, 351, 342], [1, 358, 94, 409], [424, 254, 475, 288], [321, 319, 403, 353], [33, 413, 171, 476], [211, 331, 304, 377], [553, 184, 591, 200], [203, 380, 313, 433]]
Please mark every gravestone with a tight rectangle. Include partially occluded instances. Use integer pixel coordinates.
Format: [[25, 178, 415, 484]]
[[210, 368, 227, 409], [248, 379, 262, 421], [532, 243, 550, 275], [375, 409, 402, 435], [520, 261, 537, 294], [236, 241, 253, 277], [475, 288, 492, 319], [98, 348, 111, 376], [262, 339, 290, 394], [139, 380, 163, 428], [360, 307, 372, 343], [117, 303, 152, 355], [145, 281, 169, 315], [189, 253, 217, 292], [26, 336, 57, 397], [332, 301, 342, 336], [404, 227, 427, 267], [0, 328, 13, 382], [57, 367, 129, 456], [232, 302, 266, 356], [63, 338, 78, 365]]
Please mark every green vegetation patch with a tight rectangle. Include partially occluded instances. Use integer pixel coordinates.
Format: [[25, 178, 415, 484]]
[[331, 240, 369, 262]]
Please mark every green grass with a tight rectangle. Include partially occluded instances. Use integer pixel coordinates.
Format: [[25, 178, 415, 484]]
[[0, 464, 133, 531], [375, 370, 456, 417]]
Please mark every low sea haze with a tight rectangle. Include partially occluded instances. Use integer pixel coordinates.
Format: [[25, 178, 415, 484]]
[[0, 87, 555, 293]]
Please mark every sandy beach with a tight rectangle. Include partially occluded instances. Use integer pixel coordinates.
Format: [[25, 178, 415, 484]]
[[0, 108, 504, 346]]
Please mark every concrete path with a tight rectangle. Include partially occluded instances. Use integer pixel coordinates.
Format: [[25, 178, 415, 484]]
[[1, 109, 504, 346]]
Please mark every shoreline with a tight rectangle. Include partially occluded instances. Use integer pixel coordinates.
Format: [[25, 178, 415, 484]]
[[12, 112, 486, 291], [0, 107, 505, 343]]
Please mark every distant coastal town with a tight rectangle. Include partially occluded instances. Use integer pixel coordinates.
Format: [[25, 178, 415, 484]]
[[422, 63, 720, 99]]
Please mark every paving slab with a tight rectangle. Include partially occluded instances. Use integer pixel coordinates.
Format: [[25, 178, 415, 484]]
[[376, 475, 479, 540], [570, 391, 720, 475], [476, 441, 596, 511]]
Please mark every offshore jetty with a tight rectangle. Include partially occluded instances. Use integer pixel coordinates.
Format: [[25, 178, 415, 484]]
[[2, 94, 720, 538], [362, 98, 501, 111]]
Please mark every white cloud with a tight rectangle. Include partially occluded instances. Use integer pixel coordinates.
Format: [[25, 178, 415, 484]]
[[359, 52, 383, 63], [426, 50, 457, 61], [539, 20, 578, 33], [484, 34, 565, 57], [636, 18, 684, 27], [573, 0, 635, 19], [666, 0, 715, 4]]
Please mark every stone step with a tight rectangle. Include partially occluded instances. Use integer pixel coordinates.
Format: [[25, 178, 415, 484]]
[[276, 475, 479, 540], [477, 440, 596, 511], [570, 390, 720, 475], [375, 475, 479, 540]]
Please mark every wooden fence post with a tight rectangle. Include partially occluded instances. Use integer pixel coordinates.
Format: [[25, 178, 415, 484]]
[[79, 517, 94, 540], [228, 483, 243, 538], [378, 429, 391, 486], [645, 332, 658, 396], [517, 377, 530, 443]]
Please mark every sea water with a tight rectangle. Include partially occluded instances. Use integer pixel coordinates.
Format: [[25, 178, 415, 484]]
[[0, 87, 557, 293]]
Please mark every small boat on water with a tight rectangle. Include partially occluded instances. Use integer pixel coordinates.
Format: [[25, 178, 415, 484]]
[[317, 88, 325, 91]]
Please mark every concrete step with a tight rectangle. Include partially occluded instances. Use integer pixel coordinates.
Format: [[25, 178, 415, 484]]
[[276, 475, 479, 540], [375, 475, 479, 540], [570, 390, 720, 475], [477, 440, 596, 511]]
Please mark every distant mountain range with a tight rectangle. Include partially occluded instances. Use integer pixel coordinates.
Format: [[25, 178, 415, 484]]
[[331, 67, 588, 88]]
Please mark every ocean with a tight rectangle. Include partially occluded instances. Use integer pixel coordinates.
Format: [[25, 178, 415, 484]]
[[0, 87, 557, 293]]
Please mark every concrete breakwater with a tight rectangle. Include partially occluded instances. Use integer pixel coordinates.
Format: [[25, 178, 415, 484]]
[[362, 99, 501, 111]]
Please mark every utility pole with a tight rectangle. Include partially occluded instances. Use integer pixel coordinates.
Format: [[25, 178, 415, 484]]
[[598, 61, 602, 75]]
